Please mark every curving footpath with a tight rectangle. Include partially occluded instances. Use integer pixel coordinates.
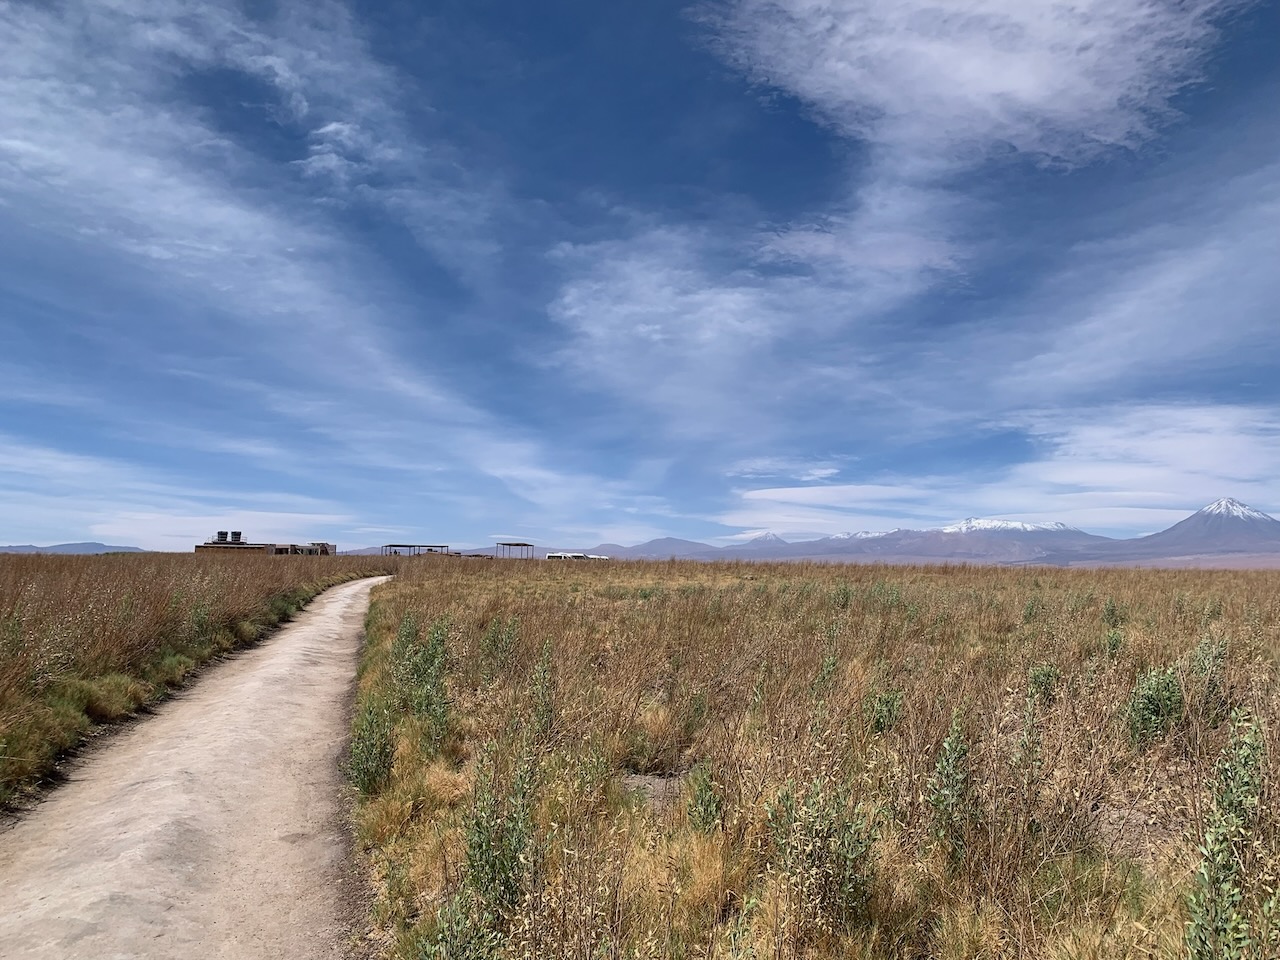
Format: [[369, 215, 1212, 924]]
[[0, 576, 390, 960]]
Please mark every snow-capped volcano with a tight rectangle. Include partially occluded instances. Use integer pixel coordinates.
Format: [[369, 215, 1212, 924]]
[[720, 532, 790, 551], [940, 518, 1080, 534], [1086, 497, 1280, 560], [830, 529, 898, 540], [1198, 497, 1274, 522]]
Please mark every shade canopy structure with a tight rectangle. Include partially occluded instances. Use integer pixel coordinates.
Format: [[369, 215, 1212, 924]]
[[495, 541, 534, 559], [380, 544, 450, 556]]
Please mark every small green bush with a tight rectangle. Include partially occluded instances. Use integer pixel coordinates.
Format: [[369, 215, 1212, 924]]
[[1190, 635, 1230, 725], [349, 698, 396, 796], [528, 640, 556, 743], [479, 616, 519, 683], [767, 777, 875, 929], [464, 746, 540, 914], [1028, 662, 1062, 706], [863, 687, 904, 734], [687, 762, 724, 833], [392, 614, 451, 754], [1187, 712, 1270, 959], [1127, 667, 1184, 745], [928, 715, 975, 861], [1102, 597, 1126, 628]]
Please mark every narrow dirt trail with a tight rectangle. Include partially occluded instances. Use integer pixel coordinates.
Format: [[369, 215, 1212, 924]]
[[0, 575, 391, 960]]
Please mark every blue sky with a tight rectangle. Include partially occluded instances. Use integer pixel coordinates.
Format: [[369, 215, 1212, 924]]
[[2, 0, 1279, 550]]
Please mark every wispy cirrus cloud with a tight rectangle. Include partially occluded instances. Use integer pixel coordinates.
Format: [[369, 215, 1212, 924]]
[[0, 432, 354, 549], [540, 0, 1271, 541], [717, 403, 1280, 537], [696, 0, 1255, 293], [0, 0, 671, 544], [704, 0, 1245, 160], [1, 0, 1273, 549], [726, 457, 845, 482]]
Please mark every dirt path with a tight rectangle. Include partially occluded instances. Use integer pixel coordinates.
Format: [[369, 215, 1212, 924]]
[[0, 576, 390, 960]]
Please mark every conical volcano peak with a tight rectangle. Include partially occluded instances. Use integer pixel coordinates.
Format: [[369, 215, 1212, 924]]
[[1198, 498, 1274, 522], [749, 532, 787, 544]]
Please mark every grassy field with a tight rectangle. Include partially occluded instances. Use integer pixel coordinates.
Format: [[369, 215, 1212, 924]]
[[0, 552, 395, 806], [351, 559, 1277, 959]]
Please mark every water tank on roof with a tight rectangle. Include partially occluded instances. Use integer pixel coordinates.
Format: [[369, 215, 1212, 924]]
[[230, 531, 242, 543], [216, 531, 228, 543]]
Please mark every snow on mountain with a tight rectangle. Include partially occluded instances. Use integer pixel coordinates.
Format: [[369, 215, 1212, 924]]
[[830, 530, 898, 540], [1198, 498, 1275, 522], [940, 519, 1079, 534], [747, 532, 787, 544]]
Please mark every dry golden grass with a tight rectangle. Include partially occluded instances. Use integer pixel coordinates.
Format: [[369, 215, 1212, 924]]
[[0, 551, 396, 805], [352, 560, 1279, 958]]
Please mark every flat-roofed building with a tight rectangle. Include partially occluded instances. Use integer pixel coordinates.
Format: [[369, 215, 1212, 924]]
[[195, 531, 336, 555]]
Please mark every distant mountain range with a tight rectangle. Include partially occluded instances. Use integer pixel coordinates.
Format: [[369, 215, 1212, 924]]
[[0, 542, 145, 555], [571, 499, 1280, 567], [36, 498, 1278, 566]]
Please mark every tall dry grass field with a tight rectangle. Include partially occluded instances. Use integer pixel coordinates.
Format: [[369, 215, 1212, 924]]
[[0, 552, 395, 805], [352, 560, 1278, 959]]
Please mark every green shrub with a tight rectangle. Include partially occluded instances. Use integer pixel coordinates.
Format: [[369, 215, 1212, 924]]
[[467, 745, 540, 914], [416, 891, 504, 960], [928, 715, 975, 861], [1127, 667, 1184, 745], [767, 777, 875, 929], [1190, 635, 1230, 725], [812, 649, 840, 700], [1187, 712, 1270, 959], [1028, 662, 1062, 706], [528, 640, 556, 743], [687, 762, 724, 833], [863, 687, 904, 734], [349, 698, 396, 796], [479, 616, 519, 684], [1103, 597, 1126, 628], [392, 614, 451, 754], [1201, 598, 1225, 627]]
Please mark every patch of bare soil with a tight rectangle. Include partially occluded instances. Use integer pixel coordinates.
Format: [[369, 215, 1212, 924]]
[[623, 772, 687, 812]]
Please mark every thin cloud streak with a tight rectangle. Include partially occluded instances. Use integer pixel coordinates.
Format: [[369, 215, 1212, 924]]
[[717, 403, 1280, 538]]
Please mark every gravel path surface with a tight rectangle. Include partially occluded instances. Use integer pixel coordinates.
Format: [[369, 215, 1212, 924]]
[[0, 576, 390, 960]]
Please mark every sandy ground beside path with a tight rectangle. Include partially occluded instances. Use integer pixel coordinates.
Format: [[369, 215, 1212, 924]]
[[0, 575, 391, 960]]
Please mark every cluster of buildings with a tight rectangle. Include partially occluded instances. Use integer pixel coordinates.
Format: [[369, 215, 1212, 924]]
[[195, 532, 610, 561], [194, 531, 337, 556]]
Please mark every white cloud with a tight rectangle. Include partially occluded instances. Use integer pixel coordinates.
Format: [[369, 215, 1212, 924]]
[[689, 0, 1255, 336], [706, 0, 1245, 161], [995, 165, 1280, 399], [0, 0, 495, 405], [547, 0, 1257, 455], [0, 433, 353, 549], [546, 224, 919, 444], [715, 403, 1280, 537], [727, 457, 847, 481], [0, 0, 666, 545]]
